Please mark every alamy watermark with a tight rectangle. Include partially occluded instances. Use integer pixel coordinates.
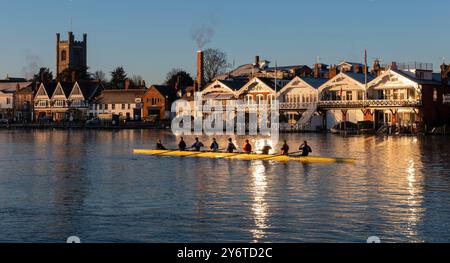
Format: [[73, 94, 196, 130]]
[[171, 92, 279, 142]]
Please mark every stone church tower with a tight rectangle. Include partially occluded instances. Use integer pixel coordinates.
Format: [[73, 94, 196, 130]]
[[56, 32, 87, 77]]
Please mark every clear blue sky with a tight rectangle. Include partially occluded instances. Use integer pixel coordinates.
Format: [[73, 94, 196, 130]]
[[0, 0, 449, 84]]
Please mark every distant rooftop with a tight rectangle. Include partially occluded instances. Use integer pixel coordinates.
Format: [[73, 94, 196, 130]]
[[396, 62, 433, 71]]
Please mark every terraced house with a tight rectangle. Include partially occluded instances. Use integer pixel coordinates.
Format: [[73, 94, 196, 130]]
[[198, 59, 450, 133], [34, 81, 102, 122]]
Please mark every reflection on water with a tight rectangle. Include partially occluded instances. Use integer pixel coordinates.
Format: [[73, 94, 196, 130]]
[[249, 161, 269, 242], [405, 159, 424, 242], [0, 129, 449, 243]]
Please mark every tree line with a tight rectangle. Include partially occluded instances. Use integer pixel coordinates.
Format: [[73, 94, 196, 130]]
[[32, 48, 230, 91]]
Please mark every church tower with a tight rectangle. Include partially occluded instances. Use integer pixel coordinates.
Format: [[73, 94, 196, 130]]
[[56, 32, 87, 77]]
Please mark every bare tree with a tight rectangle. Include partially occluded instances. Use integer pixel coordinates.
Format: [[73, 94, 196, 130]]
[[131, 75, 145, 87], [204, 48, 230, 83], [94, 70, 107, 82], [165, 68, 194, 89]]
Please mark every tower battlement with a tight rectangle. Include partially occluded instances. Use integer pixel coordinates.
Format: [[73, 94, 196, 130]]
[[56, 32, 87, 77]]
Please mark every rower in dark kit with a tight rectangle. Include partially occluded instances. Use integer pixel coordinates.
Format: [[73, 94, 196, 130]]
[[156, 140, 167, 150], [299, 141, 312, 157], [210, 138, 219, 152], [281, 140, 290, 155], [178, 137, 187, 151], [227, 138, 237, 153], [191, 137, 205, 151]]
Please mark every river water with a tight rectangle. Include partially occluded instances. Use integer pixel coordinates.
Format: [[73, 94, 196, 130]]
[[0, 129, 449, 243]]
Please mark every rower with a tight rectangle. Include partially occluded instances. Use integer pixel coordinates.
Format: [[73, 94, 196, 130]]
[[281, 140, 290, 155], [156, 140, 167, 150], [299, 141, 312, 157], [227, 138, 237, 153], [210, 138, 219, 152], [178, 137, 187, 151], [191, 137, 205, 151], [243, 140, 252, 154], [260, 140, 272, 155]]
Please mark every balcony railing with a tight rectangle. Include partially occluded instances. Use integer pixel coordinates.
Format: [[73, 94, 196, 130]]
[[319, 100, 422, 109], [280, 100, 422, 110], [279, 102, 317, 110]]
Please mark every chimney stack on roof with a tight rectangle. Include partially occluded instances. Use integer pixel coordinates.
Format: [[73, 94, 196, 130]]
[[313, 63, 320, 78], [255, 55, 260, 68], [125, 79, 130, 91], [195, 50, 205, 92], [329, 65, 338, 78]]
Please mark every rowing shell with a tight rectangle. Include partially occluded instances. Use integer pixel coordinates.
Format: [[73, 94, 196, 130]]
[[133, 149, 355, 164]]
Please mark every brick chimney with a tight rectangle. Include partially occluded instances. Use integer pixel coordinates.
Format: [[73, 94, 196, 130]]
[[354, 64, 360, 73], [125, 79, 130, 91], [372, 59, 381, 76], [329, 65, 338, 78], [255, 55, 260, 68], [313, 63, 320, 78], [196, 50, 204, 91]]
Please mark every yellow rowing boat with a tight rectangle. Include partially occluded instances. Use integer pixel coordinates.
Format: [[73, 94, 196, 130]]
[[133, 149, 355, 164]]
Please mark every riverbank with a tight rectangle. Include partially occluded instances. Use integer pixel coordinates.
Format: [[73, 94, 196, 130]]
[[1, 123, 448, 136], [0, 122, 166, 130]]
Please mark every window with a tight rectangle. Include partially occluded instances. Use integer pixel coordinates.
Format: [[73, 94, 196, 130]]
[[61, 50, 67, 61], [128, 104, 131, 110], [246, 95, 254, 105], [346, 91, 353, 101], [433, 88, 438, 102], [393, 89, 399, 100], [256, 94, 264, 104], [99, 104, 103, 110], [267, 94, 275, 104], [357, 91, 364, 101], [55, 100, 65, 107], [6, 98, 11, 105], [112, 104, 116, 110], [399, 90, 405, 100], [122, 104, 126, 110], [408, 89, 416, 100], [105, 104, 109, 110]]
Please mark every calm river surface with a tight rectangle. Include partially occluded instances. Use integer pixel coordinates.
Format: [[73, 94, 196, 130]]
[[0, 129, 449, 243]]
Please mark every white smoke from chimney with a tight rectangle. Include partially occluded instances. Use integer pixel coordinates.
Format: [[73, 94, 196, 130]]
[[21, 49, 43, 80], [191, 24, 215, 50]]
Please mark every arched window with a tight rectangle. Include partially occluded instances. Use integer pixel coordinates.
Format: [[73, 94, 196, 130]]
[[246, 95, 254, 105], [61, 50, 67, 61], [267, 94, 275, 104], [256, 94, 264, 104]]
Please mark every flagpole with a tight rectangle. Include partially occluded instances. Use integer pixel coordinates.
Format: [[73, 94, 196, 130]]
[[364, 49, 368, 101], [274, 60, 278, 93]]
